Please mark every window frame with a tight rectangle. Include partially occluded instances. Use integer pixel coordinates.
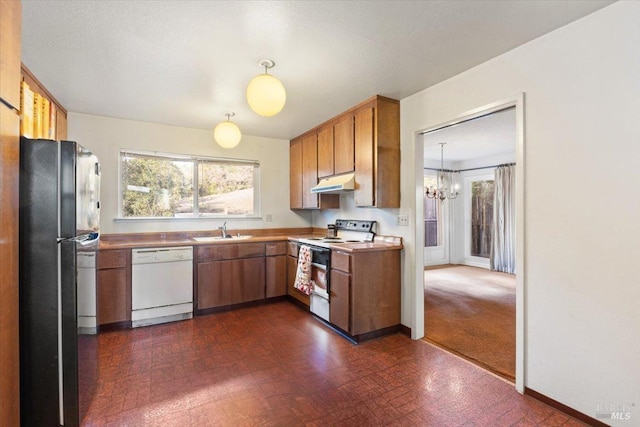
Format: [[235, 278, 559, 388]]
[[117, 149, 261, 220]]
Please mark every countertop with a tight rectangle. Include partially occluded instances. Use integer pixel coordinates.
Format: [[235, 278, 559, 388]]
[[96, 231, 402, 253]]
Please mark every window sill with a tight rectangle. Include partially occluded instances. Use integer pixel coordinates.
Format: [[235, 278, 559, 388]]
[[114, 216, 263, 222]]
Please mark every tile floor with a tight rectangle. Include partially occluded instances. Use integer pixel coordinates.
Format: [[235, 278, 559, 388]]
[[79, 301, 584, 426]]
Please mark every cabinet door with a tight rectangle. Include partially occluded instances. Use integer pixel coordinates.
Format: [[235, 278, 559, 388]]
[[234, 257, 265, 304], [301, 134, 319, 208], [198, 260, 231, 309], [56, 110, 67, 141], [0, 0, 21, 109], [289, 140, 303, 209], [266, 255, 287, 298], [354, 106, 375, 206], [317, 126, 334, 178], [334, 115, 354, 175], [0, 102, 20, 426], [97, 268, 130, 325], [330, 269, 350, 333]]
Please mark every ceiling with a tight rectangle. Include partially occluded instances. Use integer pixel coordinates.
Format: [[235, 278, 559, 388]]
[[423, 107, 516, 163], [21, 1, 613, 141]]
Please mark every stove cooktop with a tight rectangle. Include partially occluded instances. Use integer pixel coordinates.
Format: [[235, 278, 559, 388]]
[[297, 237, 367, 248]]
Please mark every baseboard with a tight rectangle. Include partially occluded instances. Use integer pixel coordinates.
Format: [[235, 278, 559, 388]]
[[524, 387, 609, 427], [197, 296, 288, 316], [97, 321, 131, 333], [399, 324, 411, 337]]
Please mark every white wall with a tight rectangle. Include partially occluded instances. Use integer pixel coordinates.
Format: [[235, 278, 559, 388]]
[[68, 113, 312, 234], [401, 1, 639, 424]]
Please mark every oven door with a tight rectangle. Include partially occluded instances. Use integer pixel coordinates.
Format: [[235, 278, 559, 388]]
[[308, 247, 330, 322]]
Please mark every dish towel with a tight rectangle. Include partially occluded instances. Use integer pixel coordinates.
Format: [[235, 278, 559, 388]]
[[294, 245, 313, 295]]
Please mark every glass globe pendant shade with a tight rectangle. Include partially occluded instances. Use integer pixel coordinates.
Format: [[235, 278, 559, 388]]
[[214, 115, 241, 149], [246, 59, 286, 117]]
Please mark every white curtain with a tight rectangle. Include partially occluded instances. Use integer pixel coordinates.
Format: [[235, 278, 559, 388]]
[[491, 165, 516, 274]]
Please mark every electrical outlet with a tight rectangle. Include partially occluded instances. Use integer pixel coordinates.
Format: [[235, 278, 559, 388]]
[[264, 214, 273, 223], [397, 214, 409, 226]]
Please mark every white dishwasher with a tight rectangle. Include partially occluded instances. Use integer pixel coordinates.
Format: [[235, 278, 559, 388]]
[[77, 251, 97, 334], [131, 246, 193, 328]]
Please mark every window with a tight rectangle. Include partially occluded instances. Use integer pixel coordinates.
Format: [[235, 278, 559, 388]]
[[424, 175, 441, 247], [470, 179, 494, 258], [120, 150, 259, 218]]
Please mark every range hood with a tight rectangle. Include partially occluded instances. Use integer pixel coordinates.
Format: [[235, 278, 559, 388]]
[[311, 172, 355, 194]]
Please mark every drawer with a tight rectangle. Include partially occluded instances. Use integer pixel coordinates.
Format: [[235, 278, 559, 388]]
[[266, 241, 287, 256], [97, 249, 129, 269], [197, 242, 265, 261], [331, 251, 351, 273], [288, 241, 299, 257]]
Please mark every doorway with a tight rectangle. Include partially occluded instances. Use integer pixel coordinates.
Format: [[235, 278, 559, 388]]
[[418, 103, 522, 383]]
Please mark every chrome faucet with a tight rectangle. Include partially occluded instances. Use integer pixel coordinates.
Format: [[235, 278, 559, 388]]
[[218, 221, 227, 238]]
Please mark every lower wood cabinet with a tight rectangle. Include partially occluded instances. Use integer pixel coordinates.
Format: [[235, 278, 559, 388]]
[[196, 242, 270, 312], [198, 257, 265, 310], [330, 249, 400, 337], [96, 249, 131, 327], [329, 269, 350, 332], [266, 255, 287, 298], [266, 241, 287, 298]]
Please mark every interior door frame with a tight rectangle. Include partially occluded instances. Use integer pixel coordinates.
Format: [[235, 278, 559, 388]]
[[413, 93, 526, 393]]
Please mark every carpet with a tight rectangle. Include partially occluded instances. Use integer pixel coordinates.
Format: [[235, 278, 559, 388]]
[[424, 265, 516, 381]]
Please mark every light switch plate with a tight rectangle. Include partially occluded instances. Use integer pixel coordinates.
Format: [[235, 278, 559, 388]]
[[264, 214, 272, 222], [397, 214, 409, 226]]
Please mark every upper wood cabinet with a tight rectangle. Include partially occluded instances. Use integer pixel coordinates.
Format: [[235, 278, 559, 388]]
[[289, 133, 339, 210], [334, 115, 355, 175], [317, 126, 334, 178], [354, 97, 400, 207], [289, 139, 303, 209], [20, 64, 68, 141], [289, 95, 399, 210], [317, 115, 355, 178], [0, 0, 21, 110], [302, 134, 319, 208]]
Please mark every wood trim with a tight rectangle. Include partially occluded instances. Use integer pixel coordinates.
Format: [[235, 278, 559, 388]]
[[0, 87, 21, 427], [20, 64, 67, 115], [524, 387, 609, 427], [354, 325, 401, 343], [291, 95, 398, 143], [0, 1, 22, 419], [399, 324, 411, 337], [197, 296, 286, 316], [97, 321, 132, 333]]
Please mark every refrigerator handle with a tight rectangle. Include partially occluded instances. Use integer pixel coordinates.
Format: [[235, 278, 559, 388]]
[[95, 162, 101, 176]]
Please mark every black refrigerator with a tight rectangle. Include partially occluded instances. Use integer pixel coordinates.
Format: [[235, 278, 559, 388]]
[[19, 137, 100, 427]]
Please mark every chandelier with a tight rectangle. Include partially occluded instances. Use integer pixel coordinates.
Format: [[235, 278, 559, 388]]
[[425, 143, 459, 201]]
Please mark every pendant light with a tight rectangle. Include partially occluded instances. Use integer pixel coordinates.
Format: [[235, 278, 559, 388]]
[[246, 59, 286, 117], [214, 112, 241, 149]]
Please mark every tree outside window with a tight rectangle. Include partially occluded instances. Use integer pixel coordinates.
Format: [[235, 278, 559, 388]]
[[121, 151, 258, 218], [470, 180, 494, 258]]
